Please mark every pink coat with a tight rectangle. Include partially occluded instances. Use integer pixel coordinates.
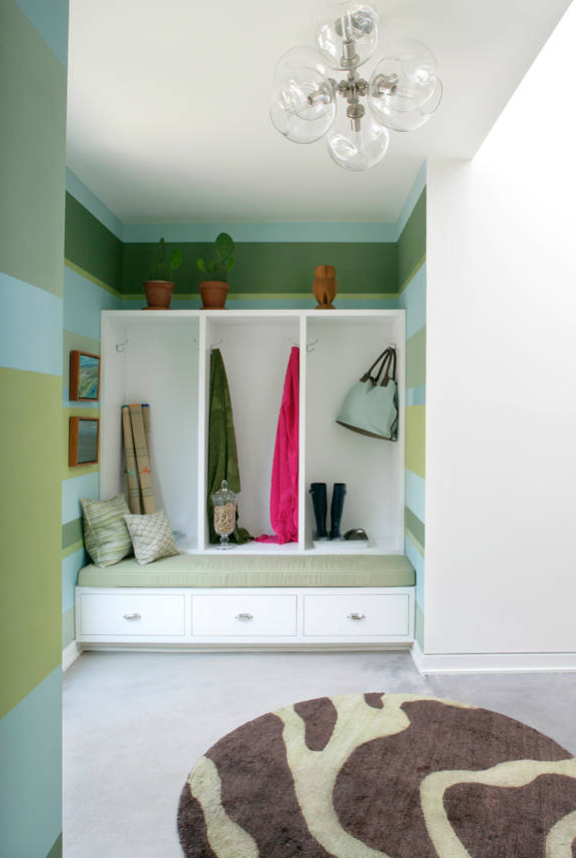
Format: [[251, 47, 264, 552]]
[[256, 347, 299, 544]]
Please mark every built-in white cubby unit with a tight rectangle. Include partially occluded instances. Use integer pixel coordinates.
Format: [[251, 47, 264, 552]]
[[101, 310, 405, 557]]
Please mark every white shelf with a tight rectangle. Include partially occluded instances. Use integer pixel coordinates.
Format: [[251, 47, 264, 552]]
[[177, 536, 402, 557], [101, 309, 406, 559]]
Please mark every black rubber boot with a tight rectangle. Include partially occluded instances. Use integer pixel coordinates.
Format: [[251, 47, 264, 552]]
[[309, 483, 328, 539], [330, 483, 347, 540]]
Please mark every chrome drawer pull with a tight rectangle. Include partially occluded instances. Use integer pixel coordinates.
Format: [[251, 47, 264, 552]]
[[347, 612, 366, 620], [123, 612, 142, 620], [235, 613, 254, 621]]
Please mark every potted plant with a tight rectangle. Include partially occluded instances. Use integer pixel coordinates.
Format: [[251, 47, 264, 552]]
[[142, 238, 183, 310], [196, 232, 234, 310]]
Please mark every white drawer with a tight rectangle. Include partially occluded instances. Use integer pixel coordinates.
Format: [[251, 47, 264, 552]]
[[192, 594, 297, 637], [80, 593, 186, 636], [304, 593, 410, 637]]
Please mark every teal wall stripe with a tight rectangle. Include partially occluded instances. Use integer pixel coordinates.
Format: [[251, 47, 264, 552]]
[[406, 385, 426, 406], [62, 607, 75, 649], [62, 471, 99, 524], [406, 326, 426, 390], [0, 666, 62, 858], [62, 517, 82, 550], [398, 263, 426, 338], [13, 0, 68, 67], [122, 221, 399, 244], [405, 469, 425, 523], [64, 265, 121, 340], [0, 273, 63, 375], [406, 535, 424, 608], [66, 168, 124, 241], [62, 547, 86, 614], [396, 161, 426, 237]]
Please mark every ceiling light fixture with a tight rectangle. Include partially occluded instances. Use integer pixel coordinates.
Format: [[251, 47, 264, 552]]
[[270, 1, 443, 172]]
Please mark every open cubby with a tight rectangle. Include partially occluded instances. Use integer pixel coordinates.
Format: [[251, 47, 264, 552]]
[[100, 309, 404, 556]]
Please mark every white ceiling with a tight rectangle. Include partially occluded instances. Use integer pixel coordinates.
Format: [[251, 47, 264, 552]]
[[66, 0, 571, 224]]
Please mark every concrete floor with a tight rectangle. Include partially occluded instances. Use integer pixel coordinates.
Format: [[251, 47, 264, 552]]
[[63, 650, 576, 858]]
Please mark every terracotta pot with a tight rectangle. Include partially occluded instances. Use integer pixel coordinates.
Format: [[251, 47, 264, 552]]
[[142, 280, 174, 310], [199, 280, 229, 310]]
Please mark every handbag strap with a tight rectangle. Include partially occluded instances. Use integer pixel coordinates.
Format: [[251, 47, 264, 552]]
[[360, 348, 392, 383], [380, 347, 397, 387]]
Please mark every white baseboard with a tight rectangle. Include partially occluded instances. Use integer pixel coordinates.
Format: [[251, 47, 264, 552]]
[[63, 640, 83, 672], [411, 641, 576, 674]]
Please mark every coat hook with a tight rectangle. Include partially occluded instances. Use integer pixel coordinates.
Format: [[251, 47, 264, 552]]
[[210, 339, 223, 351], [288, 338, 319, 352], [116, 338, 129, 353]]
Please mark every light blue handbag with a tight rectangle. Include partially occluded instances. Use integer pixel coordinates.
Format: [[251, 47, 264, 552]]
[[336, 348, 398, 441]]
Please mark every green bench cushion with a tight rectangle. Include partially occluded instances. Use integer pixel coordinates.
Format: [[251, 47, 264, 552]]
[[77, 553, 415, 588]]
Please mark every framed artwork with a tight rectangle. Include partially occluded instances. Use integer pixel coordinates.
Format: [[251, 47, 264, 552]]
[[70, 351, 100, 401], [69, 417, 100, 467]]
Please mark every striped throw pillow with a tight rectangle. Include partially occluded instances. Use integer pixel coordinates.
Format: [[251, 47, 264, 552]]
[[81, 494, 133, 567]]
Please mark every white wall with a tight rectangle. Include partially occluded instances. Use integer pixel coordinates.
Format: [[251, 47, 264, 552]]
[[425, 4, 576, 656]]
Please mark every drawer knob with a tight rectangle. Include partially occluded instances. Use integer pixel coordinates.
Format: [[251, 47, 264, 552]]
[[347, 612, 366, 620], [123, 612, 142, 621], [235, 613, 254, 621]]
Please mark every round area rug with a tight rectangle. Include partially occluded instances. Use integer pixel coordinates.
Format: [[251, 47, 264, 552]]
[[178, 693, 576, 858]]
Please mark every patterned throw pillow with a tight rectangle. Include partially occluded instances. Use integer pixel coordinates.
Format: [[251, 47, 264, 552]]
[[81, 494, 133, 568], [124, 509, 180, 565]]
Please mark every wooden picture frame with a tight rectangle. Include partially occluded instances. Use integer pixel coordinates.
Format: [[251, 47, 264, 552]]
[[70, 350, 100, 401], [69, 417, 100, 467]]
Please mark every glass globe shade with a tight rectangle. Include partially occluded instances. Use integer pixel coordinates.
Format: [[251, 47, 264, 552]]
[[270, 48, 336, 144], [368, 39, 441, 125], [315, 0, 379, 69], [326, 111, 389, 171], [368, 71, 442, 131]]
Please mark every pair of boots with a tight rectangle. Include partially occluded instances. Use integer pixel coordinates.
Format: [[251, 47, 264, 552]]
[[309, 483, 346, 540]]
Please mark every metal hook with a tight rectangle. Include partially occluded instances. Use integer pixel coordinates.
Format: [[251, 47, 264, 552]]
[[210, 339, 223, 351], [116, 338, 129, 353], [288, 338, 319, 353]]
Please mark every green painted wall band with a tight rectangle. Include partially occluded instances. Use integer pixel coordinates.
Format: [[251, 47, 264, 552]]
[[405, 405, 426, 479], [405, 507, 425, 549], [62, 539, 84, 559], [64, 258, 123, 298], [65, 193, 123, 292], [61, 516, 82, 550], [398, 255, 426, 296], [122, 240, 398, 297], [0, 367, 62, 718], [397, 189, 426, 290], [0, 0, 66, 297]]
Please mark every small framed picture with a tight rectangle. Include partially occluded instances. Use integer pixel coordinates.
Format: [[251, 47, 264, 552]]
[[69, 417, 100, 467], [70, 351, 100, 401]]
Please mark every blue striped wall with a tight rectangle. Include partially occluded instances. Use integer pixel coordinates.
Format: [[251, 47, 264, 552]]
[[397, 165, 427, 649], [1, 2, 68, 856], [61, 174, 122, 651]]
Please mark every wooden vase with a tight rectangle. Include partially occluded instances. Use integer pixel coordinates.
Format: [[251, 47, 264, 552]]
[[312, 265, 337, 310]]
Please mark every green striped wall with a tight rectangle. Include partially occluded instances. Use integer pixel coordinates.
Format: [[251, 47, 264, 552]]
[[61, 188, 122, 651], [0, 1, 67, 855], [122, 240, 398, 300], [397, 169, 427, 650]]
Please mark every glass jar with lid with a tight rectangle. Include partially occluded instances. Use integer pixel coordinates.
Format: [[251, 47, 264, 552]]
[[211, 480, 238, 550]]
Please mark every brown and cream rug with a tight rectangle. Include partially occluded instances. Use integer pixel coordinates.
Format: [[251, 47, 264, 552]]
[[178, 693, 576, 857]]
